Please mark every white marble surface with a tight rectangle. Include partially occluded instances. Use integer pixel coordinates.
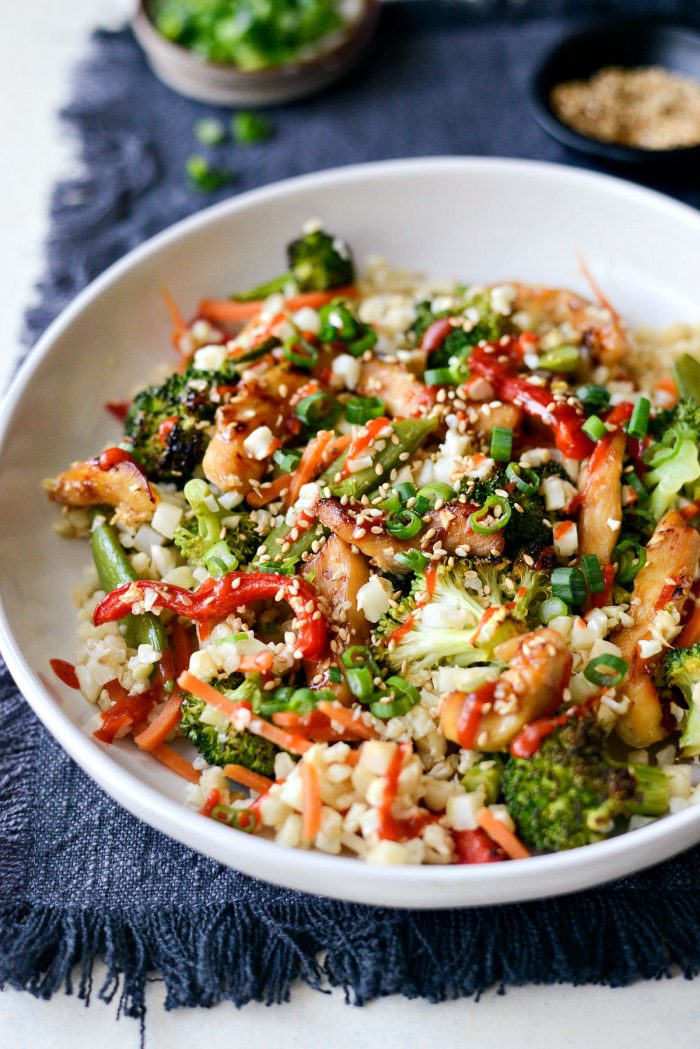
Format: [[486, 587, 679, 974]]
[[1, 2, 699, 1045]]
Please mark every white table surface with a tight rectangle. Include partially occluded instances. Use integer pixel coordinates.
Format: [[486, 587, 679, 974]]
[[2, 2, 699, 1046]]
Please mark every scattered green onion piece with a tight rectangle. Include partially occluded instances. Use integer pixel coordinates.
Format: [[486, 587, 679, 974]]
[[289, 688, 318, 714], [257, 560, 296, 576], [424, 367, 454, 386], [274, 448, 302, 473], [393, 482, 417, 504], [194, 118, 226, 146], [379, 494, 402, 515], [204, 541, 238, 577], [328, 666, 343, 684], [369, 677, 420, 720], [538, 344, 579, 373], [505, 462, 539, 495], [448, 355, 471, 384], [613, 539, 647, 585], [347, 330, 378, 357], [283, 337, 318, 369], [468, 495, 512, 535], [210, 806, 257, 832], [213, 632, 250, 645], [346, 396, 385, 424], [186, 154, 231, 193], [319, 302, 358, 341], [415, 482, 454, 509], [232, 111, 273, 146], [490, 426, 513, 462], [626, 397, 651, 439], [346, 665, 374, 700], [577, 384, 610, 414], [386, 508, 423, 539], [584, 654, 629, 688], [580, 553, 605, 594], [551, 566, 587, 608], [540, 597, 569, 625], [625, 471, 648, 502], [271, 686, 295, 705], [342, 646, 371, 669], [295, 391, 339, 428], [582, 415, 607, 441], [395, 549, 430, 572], [413, 494, 430, 515]]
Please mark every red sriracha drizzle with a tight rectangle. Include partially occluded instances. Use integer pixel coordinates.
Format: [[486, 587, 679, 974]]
[[49, 658, 80, 690], [455, 680, 498, 749], [377, 742, 434, 842], [340, 417, 393, 479], [384, 563, 438, 646], [468, 338, 593, 460], [92, 572, 328, 660]]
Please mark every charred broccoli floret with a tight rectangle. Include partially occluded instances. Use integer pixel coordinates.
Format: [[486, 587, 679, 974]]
[[173, 479, 257, 569], [233, 227, 354, 301], [644, 396, 700, 520], [464, 467, 554, 558], [461, 755, 504, 804], [502, 716, 670, 852], [664, 643, 700, 756], [180, 677, 277, 777]]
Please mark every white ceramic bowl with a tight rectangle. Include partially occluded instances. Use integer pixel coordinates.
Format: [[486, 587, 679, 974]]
[[3, 158, 700, 909]]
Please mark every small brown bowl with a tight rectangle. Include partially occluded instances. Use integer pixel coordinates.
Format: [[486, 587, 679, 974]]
[[132, 0, 381, 107]]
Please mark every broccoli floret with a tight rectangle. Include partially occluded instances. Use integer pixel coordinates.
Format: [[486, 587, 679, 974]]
[[124, 367, 233, 483], [502, 716, 670, 852], [463, 467, 553, 558], [411, 290, 506, 354], [180, 677, 278, 777], [461, 755, 504, 804], [649, 398, 700, 442], [664, 644, 700, 756], [173, 479, 257, 568], [644, 399, 700, 520], [374, 561, 520, 677], [233, 228, 354, 301]]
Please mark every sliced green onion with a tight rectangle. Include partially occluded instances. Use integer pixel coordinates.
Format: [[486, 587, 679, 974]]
[[448, 354, 471, 384], [210, 806, 257, 832], [289, 688, 318, 714], [348, 330, 378, 357], [328, 665, 343, 684], [283, 337, 318, 369], [506, 462, 539, 495], [582, 415, 607, 441], [577, 384, 610, 414], [346, 396, 385, 424], [626, 397, 651, 439], [274, 448, 302, 473], [538, 344, 579, 373], [369, 677, 421, 720], [625, 471, 648, 502], [613, 539, 647, 585], [551, 566, 587, 608], [415, 482, 454, 509], [468, 495, 512, 535], [346, 665, 374, 700], [379, 494, 402, 515], [424, 367, 454, 386], [584, 654, 629, 688], [386, 508, 423, 539], [186, 154, 231, 193], [319, 302, 358, 341], [490, 427, 513, 462], [540, 597, 569, 624], [580, 553, 605, 594], [342, 646, 371, 669], [413, 494, 431, 515], [257, 560, 296, 576], [213, 631, 250, 645], [194, 118, 226, 146], [295, 392, 339, 428], [232, 111, 272, 146], [393, 482, 417, 504], [204, 541, 238, 577], [395, 549, 430, 572]]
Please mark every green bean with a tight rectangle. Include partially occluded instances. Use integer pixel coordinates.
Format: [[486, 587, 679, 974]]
[[673, 354, 700, 404], [90, 514, 169, 658]]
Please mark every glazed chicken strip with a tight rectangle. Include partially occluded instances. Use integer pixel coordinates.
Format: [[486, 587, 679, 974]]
[[613, 510, 700, 748], [578, 430, 625, 563], [314, 496, 504, 571], [47, 456, 157, 528], [357, 359, 434, 418], [440, 628, 572, 751], [508, 282, 627, 366]]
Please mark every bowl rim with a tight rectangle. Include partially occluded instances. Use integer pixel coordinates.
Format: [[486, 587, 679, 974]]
[[529, 14, 700, 163], [133, 0, 381, 79], [5, 156, 700, 907]]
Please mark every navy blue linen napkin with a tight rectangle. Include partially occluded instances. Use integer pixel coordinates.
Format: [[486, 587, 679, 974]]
[[4, 0, 700, 1023]]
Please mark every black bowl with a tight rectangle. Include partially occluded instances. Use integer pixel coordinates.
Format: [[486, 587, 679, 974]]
[[530, 16, 700, 167]]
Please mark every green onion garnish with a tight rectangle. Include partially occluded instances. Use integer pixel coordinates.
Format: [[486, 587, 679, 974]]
[[468, 495, 512, 535], [490, 427, 513, 462], [505, 462, 539, 495], [232, 111, 273, 146], [346, 665, 374, 700], [342, 646, 372, 668], [194, 118, 226, 146], [613, 539, 647, 585], [186, 154, 231, 193], [393, 482, 417, 504], [551, 566, 587, 608], [395, 549, 430, 572], [204, 541, 238, 577], [583, 654, 628, 688], [210, 806, 257, 832], [346, 396, 385, 424], [347, 330, 378, 357], [580, 553, 605, 594], [295, 391, 339, 428], [625, 471, 648, 502], [288, 688, 318, 714], [274, 448, 302, 473], [582, 415, 607, 441], [626, 397, 651, 439], [319, 302, 358, 341], [386, 508, 423, 539], [213, 632, 250, 645], [328, 665, 343, 684], [424, 367, 454, 386], [415, 482, 454, 509], [577, 384, 611, 414], [368, 677, 420, 720], [283, 337, 318, 369], [538, 344, 579, 373], [540, 597, 569, 624]]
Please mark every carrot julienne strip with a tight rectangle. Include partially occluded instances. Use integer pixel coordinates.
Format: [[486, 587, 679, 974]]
[[301, 762, 321, 842], [248, 716, 312, 755], [134, 689, 185, 752], [316, 701, 379, 741], [198, 286, 358, 325], [223, 763, 274, 794], [476, 807, 530, 860]]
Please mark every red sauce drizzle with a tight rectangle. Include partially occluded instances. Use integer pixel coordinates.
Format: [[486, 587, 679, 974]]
[[455, 681, 498, 749], [656, 580, 679, 611], [340, 417, 392, 478], [49, 658, 80, 690], [377, 742, 434, 842], [385, 563, 438, 646]]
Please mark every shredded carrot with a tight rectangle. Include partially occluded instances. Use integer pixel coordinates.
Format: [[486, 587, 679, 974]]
[[285, 431, 352, 508], [238, 650, 275, 674], [134, 689, 185, 752], [476, 808, 530, 860], [223, 763, 274, 794], [161, 287, 188, 350], [198, 286, 358, 325], [246, 474, 291, 508], [679, 601, 700, 647], [316, 700, 379, 741], [149, 741, 200, 783], [248, 715, 312, 755], [177, 670, 246, 720], [301, 762, 321, 842], [654, 376, 679, 406], [681, 502, 700, 523], [272, 710, 329, 731]]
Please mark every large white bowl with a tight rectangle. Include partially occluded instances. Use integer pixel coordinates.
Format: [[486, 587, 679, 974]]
[[3, 158, 700, 909]]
